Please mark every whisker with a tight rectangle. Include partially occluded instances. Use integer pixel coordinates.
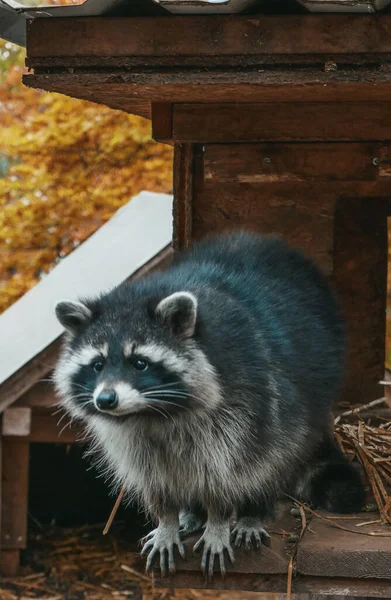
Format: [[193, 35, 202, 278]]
[[147, 405, 169, 420], [58, 421, 72, 436], [145, 397, 191, 414], [71, 383, 93, 393], [56, 412, 68, 427], [141, 390, 189, 397], [140, 381, 185, 393]]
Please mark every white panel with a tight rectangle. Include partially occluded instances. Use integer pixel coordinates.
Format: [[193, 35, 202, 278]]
[[0, 191, 173, 387]]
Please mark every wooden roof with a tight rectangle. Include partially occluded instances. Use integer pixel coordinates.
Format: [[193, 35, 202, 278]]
[[0, 191, 173, 412], [23, 14, 391, 121]]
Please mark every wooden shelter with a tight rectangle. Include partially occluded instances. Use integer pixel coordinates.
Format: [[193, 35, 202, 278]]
[[0, 191, 173, 577], [2, 0, 391, 595]]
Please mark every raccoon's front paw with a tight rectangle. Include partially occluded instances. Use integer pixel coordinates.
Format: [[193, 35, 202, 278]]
[[141, 522, 185, 576], [231, 517, 271, 550], [179, 509, 204, 539], [193, 520, 234, 579]]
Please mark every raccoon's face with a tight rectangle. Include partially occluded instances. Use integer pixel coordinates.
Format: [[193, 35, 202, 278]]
[[53, 290, 222, 420]]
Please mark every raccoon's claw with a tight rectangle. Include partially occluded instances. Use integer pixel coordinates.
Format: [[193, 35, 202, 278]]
[[230, 517, 271, 550], [193, 520, 234, 579], [179, 510, 204, 539], [140, 524, 185, 577]]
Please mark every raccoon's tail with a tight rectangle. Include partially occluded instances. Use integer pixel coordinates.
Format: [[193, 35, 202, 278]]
[[300, 435, 366, 514]]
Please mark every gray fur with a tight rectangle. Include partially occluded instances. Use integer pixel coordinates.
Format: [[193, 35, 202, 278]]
[[53, 231, 364, 577]]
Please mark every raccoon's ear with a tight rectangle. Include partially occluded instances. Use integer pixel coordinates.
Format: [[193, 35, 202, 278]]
[[55, 300, 93, 334], [155, 291, 197, 338]]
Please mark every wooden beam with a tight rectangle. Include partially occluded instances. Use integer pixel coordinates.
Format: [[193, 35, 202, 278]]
[[204, 143, 382, 184], [173, 144, 194, 251], [3, 410, 83, 444], [1, 440, 29, 551], [15, 381, 57, 408], [0, 339, 61, 415], [23, 72, 391, 111], [0, 550, 20, 577], [172, 103, 391, 143], [296, 513, 391, 579], [151, 103, 173, 144], [25, 16, 391, 60], [2, 408, 31, 437], [334, 197, 390, 403], [154, 573, 391, 597]]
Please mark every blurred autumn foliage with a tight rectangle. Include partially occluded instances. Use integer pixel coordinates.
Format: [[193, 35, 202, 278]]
[[0, 40, 173, 313]]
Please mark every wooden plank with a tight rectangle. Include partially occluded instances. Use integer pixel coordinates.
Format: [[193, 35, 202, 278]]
[[334, 197, 391, 404], [171, 533, 289, 575], [28, 411, 82, 444], [0, 550, 20, 577], [297, 513, 391, 579], [2, 408, 31, 437], [3, 410, 83, 444], [152, 103, 173, 143], [173, 144, 194, 250], [23, 72, 391, 111], [173, 103, 391, 143], [154, 573, 391, 597], [0, 339, 61, 415], [25, 16, 391, 59], [25, 53, 391, 69], [15, 381, 58, 408], [204, 144, 382, 184], [1, 440, 29, 550], [170, 505, 295, 575], [192, 182, 337, 274]]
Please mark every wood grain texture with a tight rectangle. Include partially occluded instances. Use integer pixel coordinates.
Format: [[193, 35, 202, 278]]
[[1, 440, 29, 549], [23, 72, 391, 116], [173, 144, 194, 250], [0, 339, 61, 415], [333, 198, 391, 404], [152, 103, 173, 143], [27, 410, 82, 444], [3, 410, 82, 444], [27, 54, 391, 69], [169, 504, 296, 576], [0, 550, 20, 577], [15, 381, 61, 408], [192, 181, 337, 274], [154, 573, 391, 597], [297, 513, 391, 579], [171, 533, 289, 575], [173, 103, 391, 143], [25, 16, 391, 59], [204, 144, 382, 184]]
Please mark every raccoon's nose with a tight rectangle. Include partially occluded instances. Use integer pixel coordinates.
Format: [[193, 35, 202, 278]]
[[96, 390, 119, 411]]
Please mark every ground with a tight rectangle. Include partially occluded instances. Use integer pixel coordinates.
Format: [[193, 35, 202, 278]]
[[0, 522, 275, 600]]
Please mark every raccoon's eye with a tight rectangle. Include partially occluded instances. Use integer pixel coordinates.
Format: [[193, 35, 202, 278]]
[[134, 358, 148, 371], [92, 360, 104, 373]]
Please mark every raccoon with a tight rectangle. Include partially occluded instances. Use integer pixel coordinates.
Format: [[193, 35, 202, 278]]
[[53, 231, 365, 577]]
